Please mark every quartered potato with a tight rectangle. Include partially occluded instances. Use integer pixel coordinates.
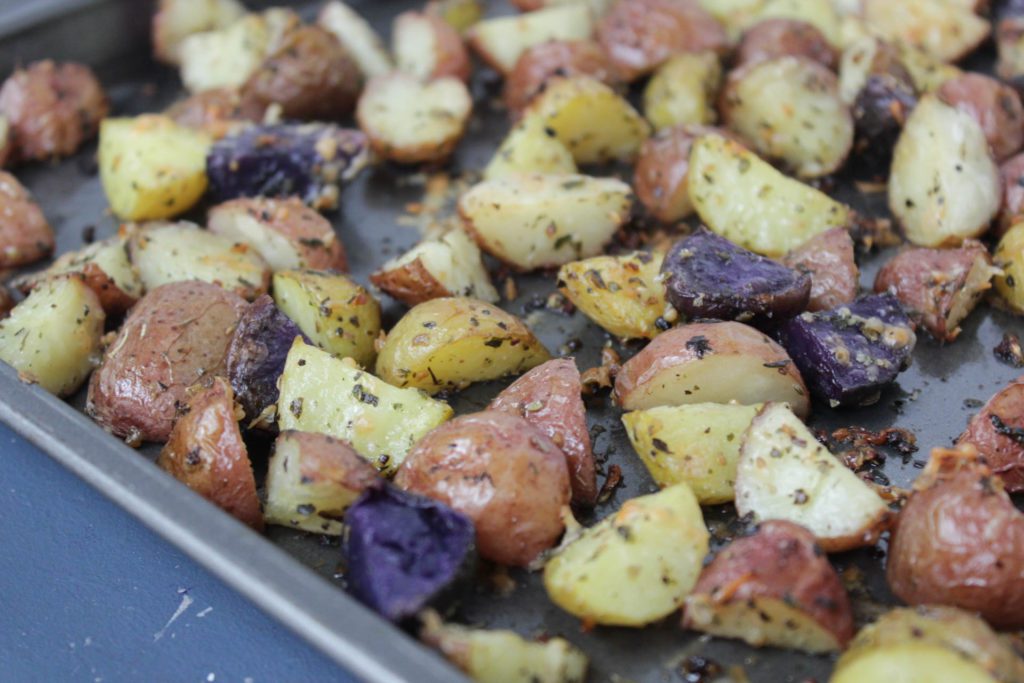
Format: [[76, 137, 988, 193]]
[[271, 269, 380, 368], [263, 430, 380, 535], [152, 0, 246, 65], [375, 297, 550, 394], [129, 221, 271, 300], [736, 18, 836, 69], [958, 377, 1024, 492], [0, 276, 104, 396], [782, 227, 858, 312], [557, 250, 667, 340], [735, 403, 891, 552], [0, 171, 53, 269], [688, 133, 851, 256], [614, 321, 810, 418], [466, 4, 594, 75], [861, 0, 989, 64], [318, 1, 393, 79], [503, 40, 616, 116], [392, 11, 470, 82], [543, 484, 709, 626], [622, 403, 760, 505], [459, 173, 632, 271], [277, 338, 453, 475], [938, 73, 1024, 163], [642, 51, 721, 132], [483, 119, 578, 181]]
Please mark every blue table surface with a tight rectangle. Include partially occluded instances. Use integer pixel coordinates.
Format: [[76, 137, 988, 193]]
[[0, 420, 357, 683]]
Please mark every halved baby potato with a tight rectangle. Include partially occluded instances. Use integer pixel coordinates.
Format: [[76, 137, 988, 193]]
[[466, 4, 595, 75], [0, 171, 52, 269]]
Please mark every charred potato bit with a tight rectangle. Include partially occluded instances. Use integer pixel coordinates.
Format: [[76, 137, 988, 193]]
[[958, 376, 1024, 492], [0, 171, 53, 268], [392, 11, 471, 82], [467, 4, 595, 76], [643, 51, 722, 132], [735, 18, 836, 69], [152, 0, 246, 65], [318, 1, 393, 79], [782, 228, 858, 313], [937, 73, 1024, 163], [503, 40, 617, 116]]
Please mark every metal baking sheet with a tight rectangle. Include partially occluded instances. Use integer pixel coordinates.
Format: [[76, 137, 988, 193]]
[[1, 2, 1021, 682]]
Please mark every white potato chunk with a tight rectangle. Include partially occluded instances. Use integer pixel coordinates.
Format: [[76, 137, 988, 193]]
[[318, 1, 393, 79], [466, 4, 594, 75], [862, 0, 988, 63], [153, 0, 246, 65], [643, 51, 722, 132], [484, 120, 577, 181]]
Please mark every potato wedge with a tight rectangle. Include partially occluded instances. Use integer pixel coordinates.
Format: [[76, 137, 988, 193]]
[[643, 51, 722, 132], [393, 11, 470, 82], [271, 269, 381, 368], [98, 115, 211, 222], [356, 72, 471, 164], [466, 4, 594, 75], [152, 0, 246, 65], [688, 133, 851, 256], [459, 173, 632, 271], [683, 520, 854, 653], [375, 297, 550, 394], [0, 276, 104, 396], [614, 322, 810, 417], [317, 1, 393, 79], [543, 484, 709, 626], [277, 338, 453, 475], [263, 430, 380, 534], [862, 0, 988, 64], [890, 95, 1000, 248], [129, 221, 271, 300], [0, 171, 53, 269], [622, 403, 760, 504], [735, 403, 891, 552], [482, 119, 577, 181], [557, 250, 667, 340]]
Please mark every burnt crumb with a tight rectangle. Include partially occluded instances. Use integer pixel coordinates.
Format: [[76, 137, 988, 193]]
[[597, 464, 623, 504], [994, 332, 1024, 368], [679, 655, 723, 683], [81, 225, 96, 244], [832, 426, 918, 456], [685, 335, 712, 358], [989, 414, 1024, 444]]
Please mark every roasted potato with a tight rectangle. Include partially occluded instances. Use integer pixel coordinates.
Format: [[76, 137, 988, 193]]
[[482, 118, 578, 180], [937, 73, 1024, 163], [392, 11, 471, 82], [781, 228, 858, 312], [838, 35, 913, 105], [129, 221, 271, 301], [271, 269, 380, 368], [165, 88, 266, 140], [998, 9, 1024, 83], [874, 240, 998, 342], [557, 250, 667, 340], [318, 1, 393, 79], [0, 171, 53, 269], [0, 114, 11, 167], [263, 430, 379, 535], [86, 281, 247, 443], [998, 153, 1024, 236], [747, 0, 842, 46], [0, 60, 108, 163], [425, 0, 483, 33], [277, 339, 453, 475], [459, 173, 633, 271], [356, 72, 472, 164], [595, 0, 728, 82], [958, 377, 1024, 492], [735, 18, 836, 69], [992, 222, 1024, 313], [892, 39, 961, 94], [862, 0, 988, 63], [0, 285, 12, 319], [467, 4, 595, 75], [543, 484, 709, 626], [152, 0, 246, 65], [614, 321, 811, 417], [503, 40, 617, 116], [375, 297, 550, 394], [735, 403, 892, 552], [395, 411, 571, 567], [850, 75, 917, 179], [622, 402, 760, 504], [683, 520, 854, 653], [688, 133, 851, 256], [642, 51, 721, 132], [0, 276, 104, 396]]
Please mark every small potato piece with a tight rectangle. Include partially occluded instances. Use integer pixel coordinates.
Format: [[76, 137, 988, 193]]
[[614, 321, 810, 417], [890, 95, 1000, 248], [208, 197, 347, 273], [736, 19, 836, 69], [748, 0, 842, 47], [0, 171, 53, 268], [277, 339, 453, 475], [862, 0, 989, 64], [721, 56, 853, 178], [782, 228, 858, 312], [623, 403, 759, 504], [736, 403, 891, 552], [521, 76, 651, 164], [87, 281, 247, 443], [425, 0, 484, 33], [544, 484, 709, 626], [318, 1, 393, 79], [0, 277, 104, 396], [393, 11, 471, 82], [356, 73, 471, 164], [992, 223, 1024, 314], [396, 411, 571, 567], [165, 88, 266, 140], [596, 0, 728, 82], [958, 377, 1024, 492], [490, 359, 596, 507], [466, 5, 594, 75], [482, 120, 578, 181], [98, 115, 211, 222], [557, 250, 667, 340], [264, 430, 379, 534], [129, 221, 271, 300], [643, 51, 722, 132], [271, 269, 380, 368], [504, 40, 617, 115], [998, 153, 1024, 236], [152, 0, 246, 65], [875, 241, 998, 342], [0, 60, 108, 163], [376, 297, 550, 395], [688, 134, 851, 256], [459, 173, 632, 271], [938, 73, 1024, 163], [684, 520, 854, 652]]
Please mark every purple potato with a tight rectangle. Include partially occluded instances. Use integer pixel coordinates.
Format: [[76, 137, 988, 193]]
[[851, 74, 916, 178], [206, 123, 371, 211], [661, 227, 811, 328], [775, 293, 916, 407], [226, 294, 308, 426], [345, 483, 476, 622]]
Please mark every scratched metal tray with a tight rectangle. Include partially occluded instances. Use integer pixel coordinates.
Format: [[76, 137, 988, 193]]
[[1, 1, 1021, 681]]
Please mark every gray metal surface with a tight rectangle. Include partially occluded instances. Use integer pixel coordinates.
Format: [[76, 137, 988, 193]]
[[1, 2, 1021, 682]]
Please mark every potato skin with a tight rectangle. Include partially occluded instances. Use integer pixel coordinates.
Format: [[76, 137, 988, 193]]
[[369, 257, 451, 305], [504, 40, 617, 115], [157, 377, 263, 530], [394, 411, 571, 567], [0, 60, 108, 162], [87, 281, 248, 443], [0, 171, 53, 268], [166, 88, 266, 139], [0, 285, 11, 318], [735, 19, 836, 70], [393, 11, 471, 82], [782, 228, 857, 312], [957, 378, 1024, 492], [938, 73, 1024, 163]]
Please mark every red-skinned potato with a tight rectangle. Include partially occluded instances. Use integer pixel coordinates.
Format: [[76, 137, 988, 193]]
[[887, 445, 1024, 629], [683, 520, 854, 653], [595, 0, 728, 82], [0, 171, 53, 268], [957, 377, 1024, 492], [781, 228, 857, 312], [157, 377, 262, 530], [735, 19, 836, 70], [937, 73, 1024, 163], [165, 88, 266, 140], [395, 411, 571, 567], [393, 11, 471, 82], [503, 40, 618, 116], [998, 152, 1024, 237], [489, 358, 597, 507]]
